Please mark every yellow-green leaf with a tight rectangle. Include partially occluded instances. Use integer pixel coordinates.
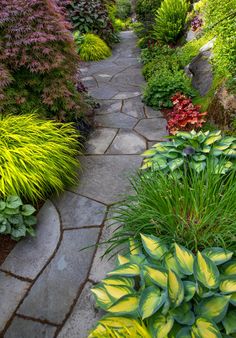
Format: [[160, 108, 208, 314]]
[[202, 247, 233, 265], [222, 260, 236, 276], [222, 310, 236, 335], [107, 295, 139, 316], [107, 263, 140, 277], [220, 276, 236, 294], [144, 265, 167, 288], [139, 286, 166, 319], [153, 314, 174, 338], [230, 293, 236, 306], [194, 252, 219, 289], [183, 281, 196, 302], [103, 284, 133, 301], [102, 276, 134, 288], [129, 238, 142, 255], [117, 254, 130, 265], [195, 294, 230, 323], [141, 234, 167, 260], [91, 285, 113, 310], [164, 252, 183, 276], [168, 270, 184, 307], [191, 317, 221, 338], [175, 243, 194, 275]]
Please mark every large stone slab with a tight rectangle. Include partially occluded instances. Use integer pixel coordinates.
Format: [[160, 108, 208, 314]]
[[89, 86, 119, 100], [2, 200, 60, 280], [135, 118, 168, 141], [122, 97, 145, 118], [18, 228, 100, 324], [95, 113, 137, 129], [53, 192, 107, 229], [57, 282, 103, 338], [5, 317, 57, 338], [86, 128, 117, 154], [106, 129, 146, 155], [75, 155, 142, 204], [0, 272, 30, 332], [81, 76, 97, 89], [112, 91, 141, 100], [144, 105, 163, 118], [95, 100, 122, 115]]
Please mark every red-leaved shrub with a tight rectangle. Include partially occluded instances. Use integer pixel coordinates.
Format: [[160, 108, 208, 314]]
[[0, 0, 83, 120], [167, 93, 207, 135]]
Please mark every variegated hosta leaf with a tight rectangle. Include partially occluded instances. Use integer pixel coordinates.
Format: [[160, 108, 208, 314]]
[[129, 238, 142, 255], [220, 276, 236, 294], [183, 281, 196, 302], [202, 247, 233, 265], [222, 260, 236, 276], [194, 252, 220, 289], [204, 132, 222, 145], [91, 285, 113, 310], [117, 254, 130, 265], [175, 243, 194, 275], [195, 294, 231, 323], [144, 265, 167, 288], [103, 284, 133, 302], [222, 310, 236, 335], [140, 234, 168, 260], [102, 276, 134, 288], [107, 294, 139, 316], [176, 327, 191, 337], [164, 252, 183, 277], [152, 314, 174, 338], [107, 263, 140, 277], [191, 317, 222, 338], [168, 270, 184, 308], [230, 293, 236, 306], [171, 302, 195, 325], [139, 286, 166, 319]]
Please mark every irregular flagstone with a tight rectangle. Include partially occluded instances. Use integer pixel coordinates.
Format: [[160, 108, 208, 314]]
[[144, 105, 163, 118], [122, 97, 145, 118], [81, 76, 97, 89], [4, 317, 57, 338], [0, 272, 30, 332], [135, 118, 168, 141], [2, 200, 60, 280], [114, 57, 139, 67], [106, 129, 146, 155], [53, 191, 107, 228], [75, 155, 142, 205], [95, 112, 137, 129], [95, 100, 122, 115], [57, 282, 103, 338], [112, 91, 141, 99], [89, 86, 119, 100], [18, 228, 100, 324], [86, 128, 118, 154]]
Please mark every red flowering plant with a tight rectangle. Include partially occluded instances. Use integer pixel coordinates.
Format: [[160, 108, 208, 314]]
[[167, 93, 207, 135]]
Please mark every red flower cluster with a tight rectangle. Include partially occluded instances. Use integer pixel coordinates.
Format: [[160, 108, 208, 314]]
[[167, 93, 207, 135]]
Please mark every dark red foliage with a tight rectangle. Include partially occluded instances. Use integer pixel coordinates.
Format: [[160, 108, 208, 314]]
[[0, 0, 83, 119], [167, 93, 207, 135], [191, 16, 203, 31]]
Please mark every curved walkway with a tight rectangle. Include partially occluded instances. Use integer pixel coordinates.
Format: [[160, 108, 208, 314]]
[[0, 31, 167, 338]]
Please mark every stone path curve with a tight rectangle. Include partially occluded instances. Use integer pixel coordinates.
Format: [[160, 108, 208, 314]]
[[0, 31, 167, 338]]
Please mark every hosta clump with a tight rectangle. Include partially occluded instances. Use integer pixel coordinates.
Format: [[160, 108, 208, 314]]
[[91, 234, 236, 337], [0, 196, 36, 240], [142, 130, 236, 174]]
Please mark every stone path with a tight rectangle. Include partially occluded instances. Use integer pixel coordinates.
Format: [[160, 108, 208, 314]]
[[0, 31, 167, 338]]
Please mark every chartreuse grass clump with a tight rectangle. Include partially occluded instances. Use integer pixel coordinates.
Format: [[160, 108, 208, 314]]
[[90, 235, 236, 337], [0, 114, 80, 203], [74, 32, 111, 61]]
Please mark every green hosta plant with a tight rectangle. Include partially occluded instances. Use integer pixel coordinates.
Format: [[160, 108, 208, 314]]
[[142, 130, 236, 174], [92, 235, 236, 337], [0, 196, 36, 240]]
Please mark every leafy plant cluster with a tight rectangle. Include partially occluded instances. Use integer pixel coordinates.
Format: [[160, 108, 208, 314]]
[[167, 93, 207, 135], [115, 0, 131, 20], [74, 32, 111, 61], [0, 196, 36, 240], [91, 234, 236, 337], [142, 130, 236, 174]]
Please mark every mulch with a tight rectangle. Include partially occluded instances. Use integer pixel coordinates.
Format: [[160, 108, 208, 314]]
[[0, 236, 16, 265]]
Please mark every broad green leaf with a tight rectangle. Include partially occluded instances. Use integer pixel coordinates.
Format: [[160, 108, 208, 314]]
[[177, 131, 193, 139], [194, 252, 220, 289], [176, 327, 191, 338], [91, 285, 113, 310], [171, 302, 195, 325], [107, 295, 139, 316], [175, 243, 194, 275], [205, 133, 222, 145], [6, 196, 22, 209], [141, 234, 167, 260], [21, 204, 36, 216], [168, 270, 184, 308], [153, 315, 174, 338], [11, 226, 26, 238], [191, 317, 222, 338], [169, 158, 184, 171], [222, 260, 236, 276], [139, 286, 165, 319], [4, 208, 19, 215], [24, 215, 37, 226], [102, 277, 134, 288], [103, 284, 133, 302], [230, 293, 236, 306], [190, 160, 206, 173], [202, 248, 233, 265], [195, 294, 230, 323], [183, 281, 196, 302], [144, 265, 167, 288], [0, 201, 6, 211], [142, 149, 157, 156], [117, 254, 130, 265], [222, 310, 236, 335], [107, 263, 140, 277], [164, 252, 183, 277], [224, 149, 236, 156], [193, 154, 206, 162], [220, 276, 236, 294]]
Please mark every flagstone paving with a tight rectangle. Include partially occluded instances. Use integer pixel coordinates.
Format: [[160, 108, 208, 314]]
[[0, 31, 167, 338]]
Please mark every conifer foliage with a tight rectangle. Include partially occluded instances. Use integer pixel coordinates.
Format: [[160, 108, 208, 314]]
[[0, 0, 83, 120]]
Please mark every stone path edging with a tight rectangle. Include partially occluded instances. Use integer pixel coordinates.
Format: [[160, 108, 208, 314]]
[[0, 31, 167, 338]]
